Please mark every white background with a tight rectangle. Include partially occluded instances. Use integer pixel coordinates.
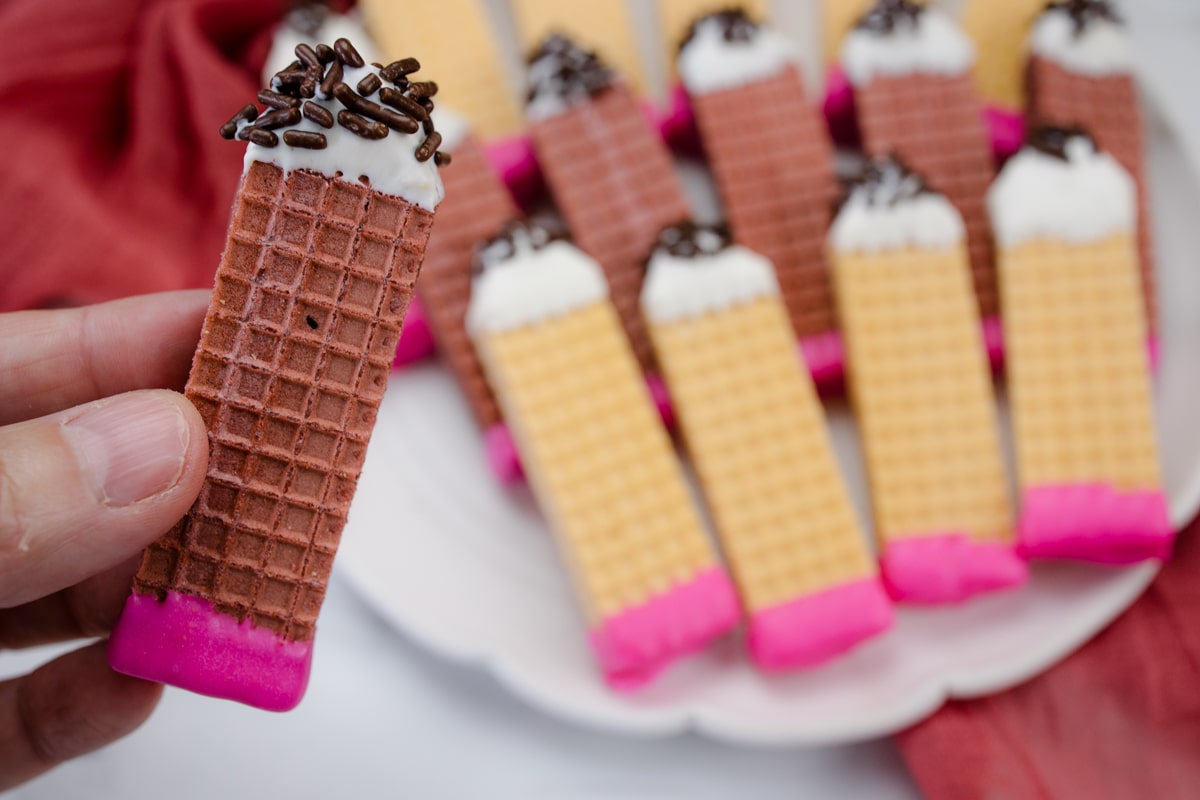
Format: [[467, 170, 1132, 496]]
[[5, 1, 1200, 797]]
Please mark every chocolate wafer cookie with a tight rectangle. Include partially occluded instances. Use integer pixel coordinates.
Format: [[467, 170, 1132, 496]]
[[526, 34, 690, 372], [108, 40, 446, 711]]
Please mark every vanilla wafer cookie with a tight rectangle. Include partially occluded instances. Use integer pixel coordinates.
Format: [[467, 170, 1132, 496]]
[[468, 222, 739, 690], [990, 127, 1171, 564], [512, 0, 646, 92], [1027, 1, 1157, 338], [842, 1, 999, 333], [526, 35, 690, 372], [359, 0, 522, 137], [680, 11, 843, 382], [643, 224, 891, 668], [108, 44, 447, 711], [830, 159, 1025, 602]]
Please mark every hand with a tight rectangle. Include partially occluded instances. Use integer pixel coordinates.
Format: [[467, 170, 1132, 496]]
[[0, 291, 211, 790]]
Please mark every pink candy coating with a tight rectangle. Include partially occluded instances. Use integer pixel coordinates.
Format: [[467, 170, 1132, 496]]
[[108, 592, 312, 712], [800, 331, 846, 392], [392, 295, 436, 368], [983, 105, 1026, 163], [589, 566, 741, 691], [1018, 484, 1174, 565], [747, 578, 893, 671], [881, 534, 1029, 604], [484, 135, 543, 212], [484, 422, 524, 485]]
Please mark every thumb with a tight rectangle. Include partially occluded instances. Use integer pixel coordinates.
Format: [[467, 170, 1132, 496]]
[[0, 390, 208, 608]]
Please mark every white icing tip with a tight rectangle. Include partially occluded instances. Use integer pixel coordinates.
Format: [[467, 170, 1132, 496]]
[[840, 8, 975, 87], [641, 244, 780, 325]]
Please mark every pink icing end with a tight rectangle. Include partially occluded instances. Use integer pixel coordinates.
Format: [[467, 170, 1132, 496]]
[[657, 84, 704, 157], [645, 373, 676, 429], [589, 566, 741, 692], [747, 578, 893, 672], [1018, 484, 1174, 565], [107, 592, 312, 712], [983, 105, 1026, 163], [822, 65, 860, 147], [800, 331, 846, 392], [881, 534, 1029, 604], [391, 295, 435, 369], [484, 422, 525, 485], [1148, 336, 1161, 373], [982, 316, 1004, 370], [484, 135, 543, 212]]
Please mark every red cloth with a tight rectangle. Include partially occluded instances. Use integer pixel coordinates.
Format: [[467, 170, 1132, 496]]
[[0, 0, 286, 311], [898, 518, 1200, 799]]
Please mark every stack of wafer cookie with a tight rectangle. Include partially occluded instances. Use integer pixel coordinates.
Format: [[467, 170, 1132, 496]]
[[108, 40, 447, 711], [679, 10, 844, 382], [467, 221, 740, 689], [525, 34, 691, 376], [841, 0, 1000, 348], [830, 159, 1026, 602], [990, 127, 1172, 564], [1026, 0, 1157, 346], [643, 223, 891, 667]]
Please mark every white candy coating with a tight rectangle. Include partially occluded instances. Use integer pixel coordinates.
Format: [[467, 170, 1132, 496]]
[[467, 237, 609, 336], [432, 107, 472, 154], [988, 136, 1136, 247], [242, 64, 445, 211], [1030, 8, 1134, 77], [677, 16, 802, 95], [840, 9, 975, 87], [641, 245, 780, 324], [262, 10, 382, 85], [829, 173, 964, 254]]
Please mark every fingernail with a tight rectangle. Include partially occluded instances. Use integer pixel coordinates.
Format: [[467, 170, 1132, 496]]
[[63, 393, 190, 507]]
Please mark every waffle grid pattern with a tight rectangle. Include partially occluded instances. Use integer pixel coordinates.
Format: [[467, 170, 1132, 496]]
[[1002, 235, 1160, 491], [693, 68, 840, 340], [478, 301, 715, 621], [856, 73, 999, 320], [531, 86, 692, 371], [649, 297, 874, 612], [1028, 57, 1157, 333], [834, 244, 1013, 544], [134, 161, 433, 641], [417, 136, 517, 430]]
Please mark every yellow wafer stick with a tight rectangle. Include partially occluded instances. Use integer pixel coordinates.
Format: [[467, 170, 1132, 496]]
[[990, 128, 1171, 564], [512, 0, 646, 91], [829, 158, 1025, 603], [962, 0, 1047, 112], [467, 223, 740, 690], [642, 224, 890, 669], [359, 0, 523, 136]]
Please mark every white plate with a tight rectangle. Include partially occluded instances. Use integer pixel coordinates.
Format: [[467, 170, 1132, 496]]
[[338, 98, 1200, 745]]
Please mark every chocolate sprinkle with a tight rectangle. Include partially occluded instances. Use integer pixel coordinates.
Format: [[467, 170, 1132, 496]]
[[334, 37, 364, 68], [837, 154, 931, 210], [337, 109, 388, 139], [357, 73, 382, 96], [473, 220, 563, 276], [680, 8, 761, 53], [219, 103, 259, 139], [283, 130, 328, 149], [1026, 125, 1096, 161], [302, 100, 335, 128], [381, 58, 421, 83], [650, 221, 733, 261], [1044, 0, 1122, 36], [220, 38, 448, 164], [856, 0, 925, 34]]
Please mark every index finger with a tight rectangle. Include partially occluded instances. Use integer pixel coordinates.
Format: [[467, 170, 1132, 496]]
[[0, 290, 210, 426]]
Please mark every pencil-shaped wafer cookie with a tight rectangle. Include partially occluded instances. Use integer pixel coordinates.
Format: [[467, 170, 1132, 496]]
[[512, 0, 646, 92], [468, 222, 740, 689], [526, 35, 691, 373], [108, 43, 447, 711], [679, 11, 843, 380], [961, 0, 1048, 155], [990, 128, 1172, 564], [1027, 1, 1157, 340], [830, 159, 1025, 602], [658, 0, 771, 79], [841, 1, 1000, 338], [413, 111, 523, 480], [359, 0, 522, 138], [643, 224, 891, 668]]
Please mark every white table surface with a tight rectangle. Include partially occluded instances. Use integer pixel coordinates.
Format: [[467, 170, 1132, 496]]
[[4, 3, 1198, 798]]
